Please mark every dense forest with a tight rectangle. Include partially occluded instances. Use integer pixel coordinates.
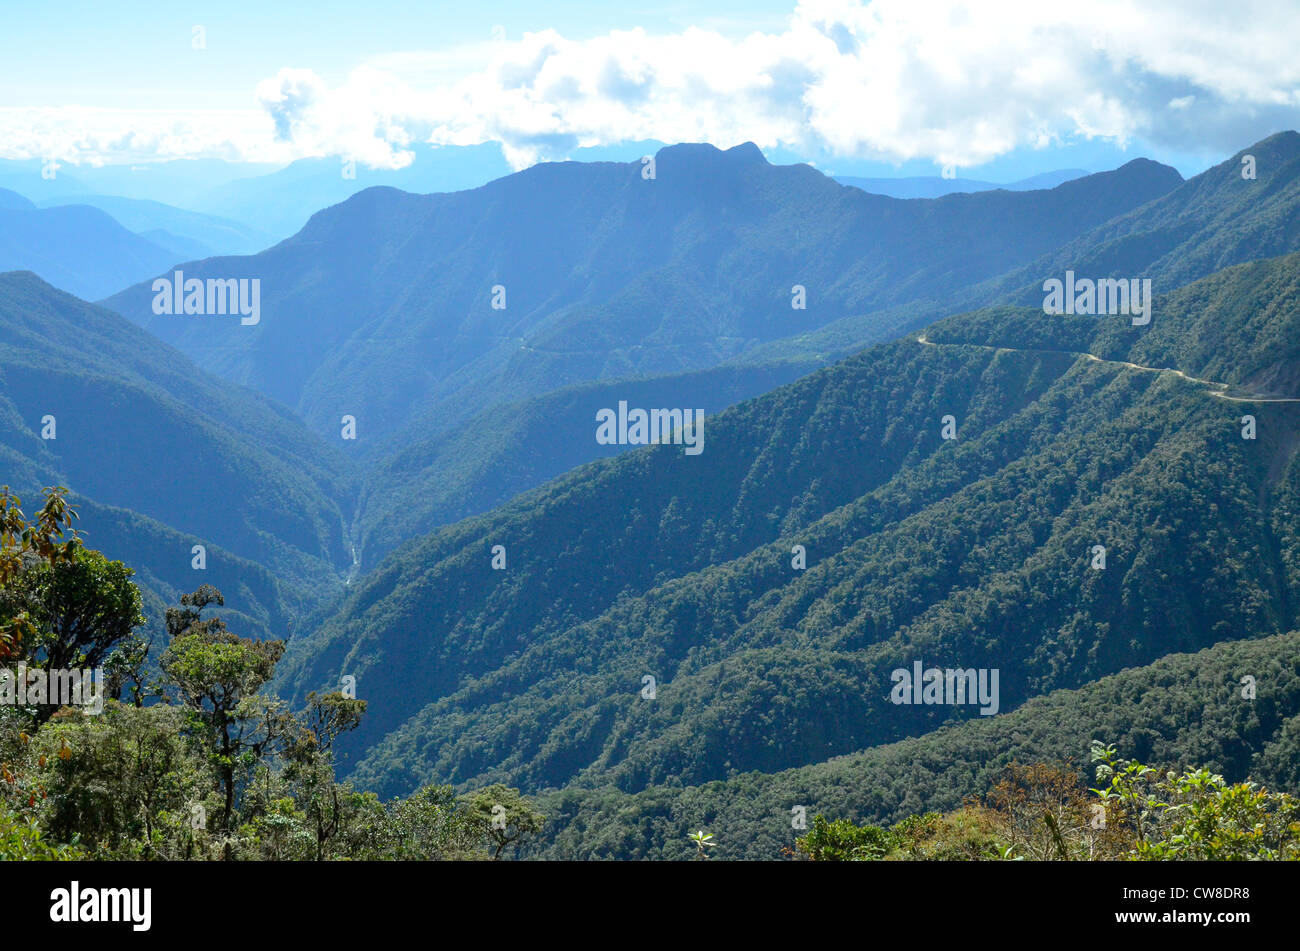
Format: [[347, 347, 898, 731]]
[[278, 255, 1300, 806], [1, 490, 1294, 861]]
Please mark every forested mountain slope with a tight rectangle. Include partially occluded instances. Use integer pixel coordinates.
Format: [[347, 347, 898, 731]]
[[0, 271, 357, 636], [355, 359, 819, 567], [529, 629, 1300, 859], [750, 131, 1300, 368], [280, 251, 1300, 794]]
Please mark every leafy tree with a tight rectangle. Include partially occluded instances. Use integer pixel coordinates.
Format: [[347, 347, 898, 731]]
[[27, 701, 203, 859], [282, 691, 367, 860], [159, 586, 288, 841], [464, 784, 546, 860], [378, 784, 484, 860], [795, 814, 893, 861], [9, 548, 144, 673], [1092, 742, 1300, 860], [0, 487, 84, 661]]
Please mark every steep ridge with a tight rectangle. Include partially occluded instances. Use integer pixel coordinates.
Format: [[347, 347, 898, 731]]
[[1000, 131, 1300, 300], [280, 252, 1300, 792], [748, 131, 1300, 368], [927, 249, 1300, 400], [0, 272, 358, 632], [356, 359, 819, 568], [529, 629, 1300, 859]]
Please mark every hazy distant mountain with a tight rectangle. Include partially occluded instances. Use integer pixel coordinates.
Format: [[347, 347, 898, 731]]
[[0, 201, 179, 299], [835, 168, 1088, 199], [0, 188, 34, 211], [0, 162, 90, 201], [0, 157, 280, 208], [1, 146, 673, 243], [134, 229, 218, 261], [187, 141, 682, 241], [189, 143, 516, 241], [103, 143, 1180, 449], [34, 194, 274, 257]]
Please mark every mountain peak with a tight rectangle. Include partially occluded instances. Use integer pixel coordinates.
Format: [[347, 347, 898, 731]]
[[0, 269, 56, 290], [654, 141, 769, 168], [1238, 129, 1300, 164], [0, 187, 36, 211]]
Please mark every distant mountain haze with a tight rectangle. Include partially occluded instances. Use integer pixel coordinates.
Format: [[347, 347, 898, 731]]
[[0, 201, 179, 300], [835, 168, 1088, 199], [188, 142, 516, 242], [102, 142, 1182, 448], [34, 194, 274, 257]]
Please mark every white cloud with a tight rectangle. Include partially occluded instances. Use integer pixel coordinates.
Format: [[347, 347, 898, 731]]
[[3, 0, 1299, 170], [0, 106, 286, 165]]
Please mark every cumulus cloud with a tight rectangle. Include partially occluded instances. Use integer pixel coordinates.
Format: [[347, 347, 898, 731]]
[[253, 66, 430, 168], [0, 106, 285, 165], [3, 0, 1299, 170], [268, 0, 1300, 169]]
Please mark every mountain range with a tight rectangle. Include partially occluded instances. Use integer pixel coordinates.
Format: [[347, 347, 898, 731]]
[[0, 189, 180, 300], [4, 130, 1300, 859], [99, 142, 1182, 567], [835, 168, 1087, 199], [277, 248, 1300, 794]]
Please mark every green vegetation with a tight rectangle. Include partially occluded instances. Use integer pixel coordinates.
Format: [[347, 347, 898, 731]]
[[790, 744, 1300, 861], [755, 131, 1300, 369], [280, 251, 1300, 803], [527, 630, 1300, 859], [979, 131, 1300, 314], [0, 488, 543, 860], [8, 132, 1300, 862], [357, 360, 818, 568], [103, 141, 1179, 447]]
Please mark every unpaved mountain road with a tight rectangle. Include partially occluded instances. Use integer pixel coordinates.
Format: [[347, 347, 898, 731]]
[[915, 334, 1300, 404]]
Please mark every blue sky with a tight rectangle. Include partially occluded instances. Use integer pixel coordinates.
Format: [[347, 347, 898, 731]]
[[2, 0, 1297, 181], [2, 1, 792, 107]]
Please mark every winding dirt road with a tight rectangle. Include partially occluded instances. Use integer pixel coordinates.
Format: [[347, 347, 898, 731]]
[[915, 334, 1300, 404]]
